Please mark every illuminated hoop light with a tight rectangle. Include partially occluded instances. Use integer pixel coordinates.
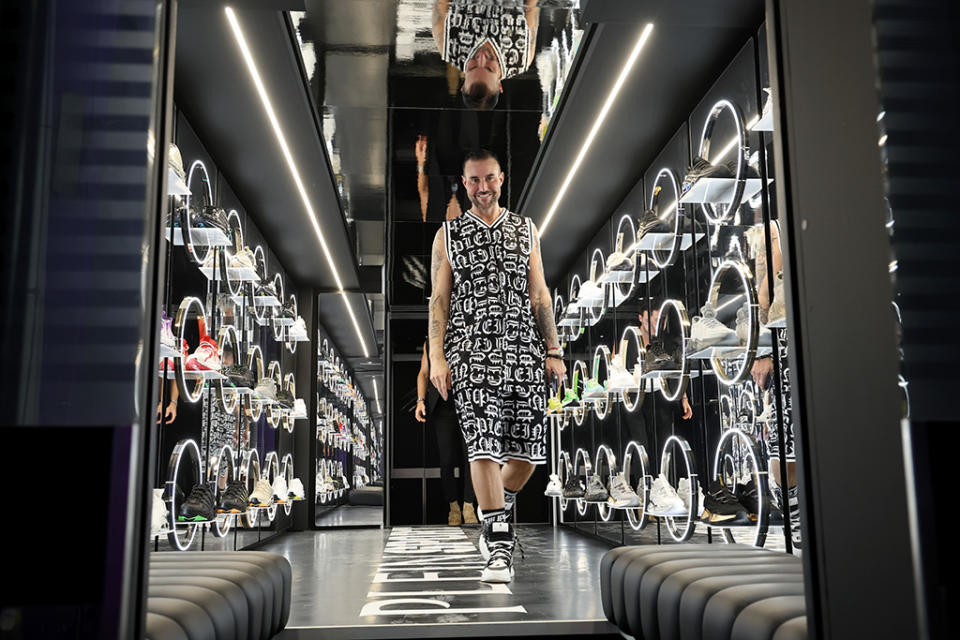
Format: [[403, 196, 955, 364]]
[[619, 326, 646, 412], [590, 344, 612, 420], [573, 448, 592, 516], [184, 160, 214, 266], [245, 345, 265, 420], [173, 296, 208, 404], [649, 168, 683, 268], [266, 361, 283, 429], [571, 360, 588, 426], [210, 444, 237, 538], [612, 214, 638, 304], [594, 445, 617, 521], [697, 99, 747, 224], [284, 294, 299, 353], [216, 325, 241, 413], [250, 245, 270, 323], [220, 210, 245, 297], [263, 451, 281, 522], [166, 438, 202, 551], [711, 428, 767, 547], [270, 274, 285, 330], [567, 275, 584, 340], [659, 435, 698, 542], [584, 248, 607, 327], [708, 260, 759, 385], [623, 441, 651, 530], [654, 299, 691, 402], [283, 373, 296, 433], [281, 452, 294, 514]]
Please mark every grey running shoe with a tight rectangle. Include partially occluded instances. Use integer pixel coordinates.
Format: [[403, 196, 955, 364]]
[[561, 473, 585, 499], [607, 473, 641, 508], [255, 377, 277, 401], [583, 474, 609, 503]]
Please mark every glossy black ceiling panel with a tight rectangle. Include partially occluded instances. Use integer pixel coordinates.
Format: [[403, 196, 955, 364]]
[[521, 0, 763, 284]]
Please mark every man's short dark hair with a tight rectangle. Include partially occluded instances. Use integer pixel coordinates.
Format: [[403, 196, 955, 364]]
[[461, 81, 500, 110], [462, 149, 501, 175]]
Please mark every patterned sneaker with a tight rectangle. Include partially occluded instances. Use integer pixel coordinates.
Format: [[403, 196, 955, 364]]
[[583, 474, 609, 503], [178, 483, 216, 522], [480, 521, 516, 584], [582, 378, 606, 399], [254, 377, 277, 401], [218, 481, 249, 513], [607, 473, 641, 508], [648, 473, 688, 516], [185, 335, 221, 371], [678, 477, 705, 517], [249, 478, 274, 507]]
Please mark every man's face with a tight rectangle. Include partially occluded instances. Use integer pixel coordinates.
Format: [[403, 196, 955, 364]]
[[463, 42, 502, 97], [461, 158, 504, 213]]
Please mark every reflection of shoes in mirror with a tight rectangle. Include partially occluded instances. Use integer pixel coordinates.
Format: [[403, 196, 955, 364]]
[[544, 474, 563, 498]]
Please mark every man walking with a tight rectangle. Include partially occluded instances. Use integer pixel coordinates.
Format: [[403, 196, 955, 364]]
[[429, 149, 565, 583]]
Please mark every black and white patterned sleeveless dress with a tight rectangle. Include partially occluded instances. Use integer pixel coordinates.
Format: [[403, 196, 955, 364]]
[[442, 1, 531, 80], [443, 210, 547, 464]]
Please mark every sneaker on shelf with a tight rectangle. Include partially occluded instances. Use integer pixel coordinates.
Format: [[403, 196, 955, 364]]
[[185, 335, 221, 372], [222, 364, 255, 389], [254, 377, 277, 401], [577, 280, 604, 306], [167, 143, 190, 196], [583, 474, 609, 503], [561, 473, 585, 499], [561, 370, 581, 409], [631, 364, 645, 387], [177, 483, 216, 522], [275, 389, 295, 410], [196, 206, 230, 234], [256, 281, 277, 300], [229, 246, 257, 271], [648, 473, 687, 516], [481, 521, 516, 584], [281, 298, 297, 320], [689, 301, 739, 352], [606, 248, 634, 272], [544, 474, 563, 497], [151, 488, 170, 535], [700, 480, 751, 525], [288, 478, 305, 500], [637, 208, 670, 238], [643, 341, 681, 373], [767, 272, 786, 325], [735, 479, 782, 524], [272, 475, 289, 504], [289, 317, 308, 339], [547, 395, 563, 413], [582, 378, 606, 400], [160, 310, 176, 351], [677, 477, 705, 517], [607, 473, 641, 508], [249, 478, 274, 507], [682, 156, 732, 192], [723, 159, 761, 179], [607, 357, 637, 392], [561, 301, 581, 323], [293, 398, 307, 418], [218, 481, 249, 513]]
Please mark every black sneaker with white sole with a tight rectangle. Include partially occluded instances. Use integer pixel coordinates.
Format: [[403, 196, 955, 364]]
[[481, 521, 516, 583], [735, 479, 782, 524]]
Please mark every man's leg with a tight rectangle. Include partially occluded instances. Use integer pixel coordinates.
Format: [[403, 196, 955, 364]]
[[470, 459, 505, 512], [501, 459, 535, 515]]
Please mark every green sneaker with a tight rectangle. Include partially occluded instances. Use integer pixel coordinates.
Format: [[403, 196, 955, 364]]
[[583, 377, 606, 399], [561, 370, 581, 408]]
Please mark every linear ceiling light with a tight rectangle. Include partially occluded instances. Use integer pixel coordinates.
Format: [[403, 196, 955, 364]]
[[539, 22, 654, 238], [225, 7, 369, 357]]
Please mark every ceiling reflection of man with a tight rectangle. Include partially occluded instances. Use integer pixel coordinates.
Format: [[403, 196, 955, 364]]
[[433, 0, 541, 110]]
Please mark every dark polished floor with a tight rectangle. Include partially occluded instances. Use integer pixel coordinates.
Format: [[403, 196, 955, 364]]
[[269, 524, 619, 639], [316, 505, 384, 528]]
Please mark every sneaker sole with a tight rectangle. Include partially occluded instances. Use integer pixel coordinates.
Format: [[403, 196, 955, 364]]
[[178, 515, 213, 522], [480, 566, 514, 583]]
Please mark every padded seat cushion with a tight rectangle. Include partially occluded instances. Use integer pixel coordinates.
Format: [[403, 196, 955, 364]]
[[145, 612, 189, 640], [700, 585, 807, 640], [772, 615, 808, 640], [732, 598, 808, 640], [147, 551, 291, 640]]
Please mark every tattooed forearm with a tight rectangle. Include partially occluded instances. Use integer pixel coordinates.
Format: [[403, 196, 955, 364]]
[[532, 289, 559, 349], [429, 229, 451, 359]]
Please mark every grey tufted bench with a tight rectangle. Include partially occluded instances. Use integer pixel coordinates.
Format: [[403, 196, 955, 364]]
[[600, 544, 807, 640], [146, 551, 292, 640]]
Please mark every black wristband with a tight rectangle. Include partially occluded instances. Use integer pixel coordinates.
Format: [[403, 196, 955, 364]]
[[546, 354, 563, 361]]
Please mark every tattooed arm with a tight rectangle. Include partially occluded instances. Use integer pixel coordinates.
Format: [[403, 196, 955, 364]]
[[429, 227, 454, 400], [529, 223, 567, 385]]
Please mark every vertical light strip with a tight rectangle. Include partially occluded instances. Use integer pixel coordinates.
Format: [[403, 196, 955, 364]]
[[539, 22, 654, 237], [225, 7, 369, 357], [373, 378, 381, 414]]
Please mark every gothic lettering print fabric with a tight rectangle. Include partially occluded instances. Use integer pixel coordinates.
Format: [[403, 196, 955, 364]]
[[443, 210, 547, 464], [443, 1, 531, 80]]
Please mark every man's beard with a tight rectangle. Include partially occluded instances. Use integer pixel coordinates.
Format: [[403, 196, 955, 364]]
[[469, 191, 500, 214]]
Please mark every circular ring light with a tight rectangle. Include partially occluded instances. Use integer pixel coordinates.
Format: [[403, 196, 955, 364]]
[[245, 345, 265, 421], [266, 361, 283, 429], [707, 259, 759, 385], [184, 160, 214, 266], [571, 360, 588, 426], [658, 435, 698, 542], [611, 214, 638, 304], [250, 245, 269, 324], [697, 99, 748, 224], [584, 248, 607, 327], [649, 168, 683, 268], [220, 210, 245, 297], [263, 451, 280, 522], [594, 445, 617, 521], [719, 393, 736, 431], [270, 273, 285, 329], [280, 294, 297, 349], [165, 438, 203, 550], [173, 296, 208, 404], [711, 428, 767, 546], [567, 275, 583, 340], [619, 326, 646, 412], [590, 345, 612, 421], [209, 444, 236, 538], [573, 447, 592, 516], [623, 441, 651, 530], [653, 299, 691, 402], [281, 452, 294, 514], [216, 325, 241, 413]]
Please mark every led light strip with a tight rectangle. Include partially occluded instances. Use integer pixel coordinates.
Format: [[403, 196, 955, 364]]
[[225, 7, 369, 357], [539, 23, 654, 237]]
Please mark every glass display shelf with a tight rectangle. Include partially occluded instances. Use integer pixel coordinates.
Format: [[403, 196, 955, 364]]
[[160, 369, 226, 380], [165, 227, 232, 247], [750, 109, 774, 132], [688, 344, 773, 360], [230, 293, 282, 308], [199, 264, 261, 282], [634, 231, 706, 252], [679, 177, 765, 205]]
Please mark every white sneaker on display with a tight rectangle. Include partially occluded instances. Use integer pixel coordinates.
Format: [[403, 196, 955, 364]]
[[544, 474, 563, 497], [151, 488, 169, 535], [577, 280, 604, 306], [290, 317, 308, 340], [249, 478, 274, 506], [288, 478, 305, 500], [689, 302, 738, 352], [230, 247, 257, 271], [677, 477, 705, 516], [607, 357, 637, 391], [648, 473, 688, 516], [293, 398, 307, 418], [272, 475, 289, 503]]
